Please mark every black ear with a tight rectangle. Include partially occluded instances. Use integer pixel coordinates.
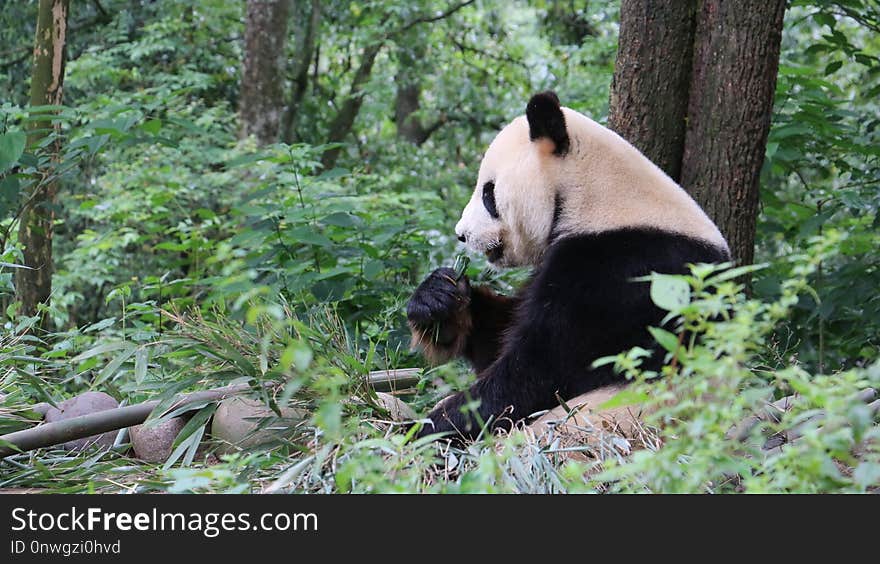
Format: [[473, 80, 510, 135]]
[[526, 91, 570, 156]]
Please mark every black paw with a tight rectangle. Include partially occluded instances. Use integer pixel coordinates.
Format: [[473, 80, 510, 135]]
[[407, 267, 470, 330]]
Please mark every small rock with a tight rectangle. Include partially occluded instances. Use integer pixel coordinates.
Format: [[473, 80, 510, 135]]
[[129, 417, 187, 463], [44, 391, 119, 451], [373, 392, 417, 421], [211, 397, 307, 454]]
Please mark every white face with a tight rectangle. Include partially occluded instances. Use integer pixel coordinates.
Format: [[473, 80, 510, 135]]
[[454, 117, 559, 268]]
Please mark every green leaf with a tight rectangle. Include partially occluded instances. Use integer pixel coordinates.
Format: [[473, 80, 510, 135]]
[[288, 227, 333, 247], [813, 12, 835, 29], [134, 347, 149, 384], [225, 152, 273, 168], [83, 317, 117, 333], [93, 343, 137, 386], [647, 326, 680, 353], [139, 119, 162, 135], [171, 403, 217, 451], [598, 388, 650, 410], [0, 175, 20, 216], [0, 131, 27, 173], [280, 341, 312, 372], [824, 60, 842, 75], [71, 341, 129, 362], [363, 259, 384, 280], [321, 212, 362, 228], [853, 462, 880, 489], [649, 276, 691, 311], [316, 167, 349, 181]]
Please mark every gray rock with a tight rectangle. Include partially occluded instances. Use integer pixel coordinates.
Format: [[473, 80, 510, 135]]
[[32, 402, 52, 418], [129, 417, 187, 463], [44, 391, 119, 450], [373, 392, 417, 421], [211, 397, 307, 454]]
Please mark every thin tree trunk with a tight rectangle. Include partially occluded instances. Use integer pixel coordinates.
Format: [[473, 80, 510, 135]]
[[320, 43, 382, 170], [281, 0, 321, 144], [394, 34, 429, 145], [239, 0, 291, 145], [680, 0, 786, 267], [608, 0, 697, 183], [16, 0, 69, 320]]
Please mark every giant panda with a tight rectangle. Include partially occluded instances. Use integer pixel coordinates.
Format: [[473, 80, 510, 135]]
[[406, 91, 730, 441]]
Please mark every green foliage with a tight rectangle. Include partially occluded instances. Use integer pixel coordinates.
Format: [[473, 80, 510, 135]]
[[759, 2, 880, 370], [594, 233, 879, 493]]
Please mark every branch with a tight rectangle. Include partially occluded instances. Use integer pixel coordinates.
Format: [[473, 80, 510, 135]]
[[321, 42, 382, 169], [389, 0, 476, 37], [449, 36, 530, 71]]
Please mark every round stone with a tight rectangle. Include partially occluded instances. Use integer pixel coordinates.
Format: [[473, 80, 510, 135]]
[[43, 391, 119, 450], [210, 397, 307, 454], [129, 417, 188, 463], [373, 392, 417, 421]]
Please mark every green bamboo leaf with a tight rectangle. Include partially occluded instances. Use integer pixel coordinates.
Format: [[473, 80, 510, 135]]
[[71, 341, 129, 362], [93, 343, 137, 386], [171, 403, 217, 450]]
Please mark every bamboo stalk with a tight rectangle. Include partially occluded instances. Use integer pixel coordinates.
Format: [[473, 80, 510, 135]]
[[366, 368, 421, 392], [0, 383, 258, 458]]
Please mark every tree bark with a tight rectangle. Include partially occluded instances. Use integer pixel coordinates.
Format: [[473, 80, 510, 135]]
[[394, 34, 430, 145], [609, 0, 786, 267], [608, 0, 697, 183], [281, 0, 320, 144], [320, 43, 382, 170], [239, 0, 291, 145], [16, 0, 69, 320], [680, 0, 786, 267]]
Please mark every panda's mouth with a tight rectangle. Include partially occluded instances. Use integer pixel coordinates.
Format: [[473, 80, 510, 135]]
[[485, 242, 504, 263]]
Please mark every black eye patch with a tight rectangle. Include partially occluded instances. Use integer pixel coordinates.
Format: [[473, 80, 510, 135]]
[[482, 181, 499, 219]]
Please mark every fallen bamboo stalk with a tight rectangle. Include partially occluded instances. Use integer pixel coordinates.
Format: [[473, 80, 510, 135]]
[[0, 383, 260, 458], [366, 368, 421, 392]]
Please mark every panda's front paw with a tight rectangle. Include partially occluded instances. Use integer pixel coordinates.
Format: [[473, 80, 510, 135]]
[[406, 268, 471, 341]]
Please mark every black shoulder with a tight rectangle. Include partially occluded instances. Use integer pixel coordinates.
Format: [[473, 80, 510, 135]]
[[538, 228, 729, 286]]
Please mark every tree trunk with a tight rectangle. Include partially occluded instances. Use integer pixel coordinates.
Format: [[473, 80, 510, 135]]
[[394, 35, 429, 145], [239, 0, 291, 145], [281, 0, 320, 144], [15, 0, 69, 320], [609, 0, 786, 267], [680, 0, 786, 267], [320, 43, 382, 170], [608, 0, 697, 183]]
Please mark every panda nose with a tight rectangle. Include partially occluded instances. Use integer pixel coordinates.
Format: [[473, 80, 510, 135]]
[[457, 234, 466, 243]]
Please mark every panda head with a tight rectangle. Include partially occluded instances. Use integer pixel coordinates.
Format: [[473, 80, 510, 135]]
[[454, 91, 727, 267], [455, 92, 569, 268]]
